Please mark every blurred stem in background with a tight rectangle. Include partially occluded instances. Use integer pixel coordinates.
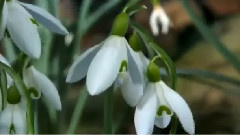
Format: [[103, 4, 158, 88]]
[[104, 88, 114, 134], [180, 0, 240, 74]]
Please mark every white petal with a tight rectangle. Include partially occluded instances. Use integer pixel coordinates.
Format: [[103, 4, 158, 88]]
[[150, 9, 159, 36], [0, 1, 7, 39], [154, 113, 171, 129], [7, 1, 41, 59], [86, 36, 127, 95], [66, 43, 102, 83], [134, 83, 157, 134], [119, 72, 143, 107], [157, 8, 170, 34], [12, 105, 26, 134], [0, 105, 12, 134], [19, 2, 69, 35], [160, 81, 195, 135], [25, 66, 61, 110], [126, 43, 143, 85]]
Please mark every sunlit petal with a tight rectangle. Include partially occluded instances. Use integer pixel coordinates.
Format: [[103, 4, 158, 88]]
[[160, 81, 195, 134], [86, 36, 127, 95], [134, 83, 157, 134]]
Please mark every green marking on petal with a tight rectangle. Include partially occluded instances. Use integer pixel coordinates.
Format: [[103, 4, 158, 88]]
[[30, 18, 39, 26], [157, 105, 171, 116], [9, 124, 15, 134], [119, 60, 128, 72], [7, 85, 21, 104]]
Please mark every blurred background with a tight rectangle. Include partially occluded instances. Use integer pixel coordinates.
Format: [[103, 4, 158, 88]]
[[5, 0, 240, 134]]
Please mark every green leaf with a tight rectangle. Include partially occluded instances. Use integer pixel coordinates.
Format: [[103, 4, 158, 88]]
[[0, 69, 7, 110], [67, 88, 88, 134]]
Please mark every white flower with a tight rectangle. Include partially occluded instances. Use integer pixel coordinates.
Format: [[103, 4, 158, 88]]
[[67, 35, 144, 106], [0, 97, 27, 134], [23, 66, 62, 110], [0, 54, 61, 133], [134, 80, 195, 135], [0, 0, 69, 59], [150, 5, 171, 35]]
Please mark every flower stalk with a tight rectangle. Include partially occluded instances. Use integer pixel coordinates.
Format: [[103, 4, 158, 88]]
[[104, 88, 113, 134]]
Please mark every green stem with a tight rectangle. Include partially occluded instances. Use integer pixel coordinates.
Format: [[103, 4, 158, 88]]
[[0, 69, 7, 110], [67, 89, 88, 134], [104, 89, 113, 134], [170, 115, 178, 134], [180, 0, 240, 74]]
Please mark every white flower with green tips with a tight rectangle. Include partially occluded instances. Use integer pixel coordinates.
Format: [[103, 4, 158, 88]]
[[0, 0, 69, 58], [0, 54, 61, 134], [134, 62, 195, 134]]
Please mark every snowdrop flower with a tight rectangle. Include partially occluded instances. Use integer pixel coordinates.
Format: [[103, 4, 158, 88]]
[[150, 5, 171, 35], [66, 13, 143, 106], [134, 62, 195, 134], [0, 0, 69, 58], [0, 54, 61, 133], [0, 85, 27, 134]]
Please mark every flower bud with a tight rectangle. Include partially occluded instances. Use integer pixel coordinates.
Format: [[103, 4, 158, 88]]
[[129, 33, 142, 52], [7, 85, 21, 104], [112, 13, 129, 37], [147, 61, 161, 82]]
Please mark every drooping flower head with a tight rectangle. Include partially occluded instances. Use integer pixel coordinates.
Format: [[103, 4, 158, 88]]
[[0, 0, 69, 58], [134, 61, 195, 134], [149, 0, 171, 35], [67, 13, 144, 107]]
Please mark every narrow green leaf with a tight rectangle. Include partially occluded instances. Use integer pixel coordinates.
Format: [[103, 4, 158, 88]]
[[67, 88, 88, 134], [176, 69, 240, 86], [180, 0, 240, 74]]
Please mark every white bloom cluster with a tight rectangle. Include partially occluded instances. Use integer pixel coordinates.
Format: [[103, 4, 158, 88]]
[[0, 55, 61, 134], [0, 0, 68, 133], [67, 11, 195, 134]]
